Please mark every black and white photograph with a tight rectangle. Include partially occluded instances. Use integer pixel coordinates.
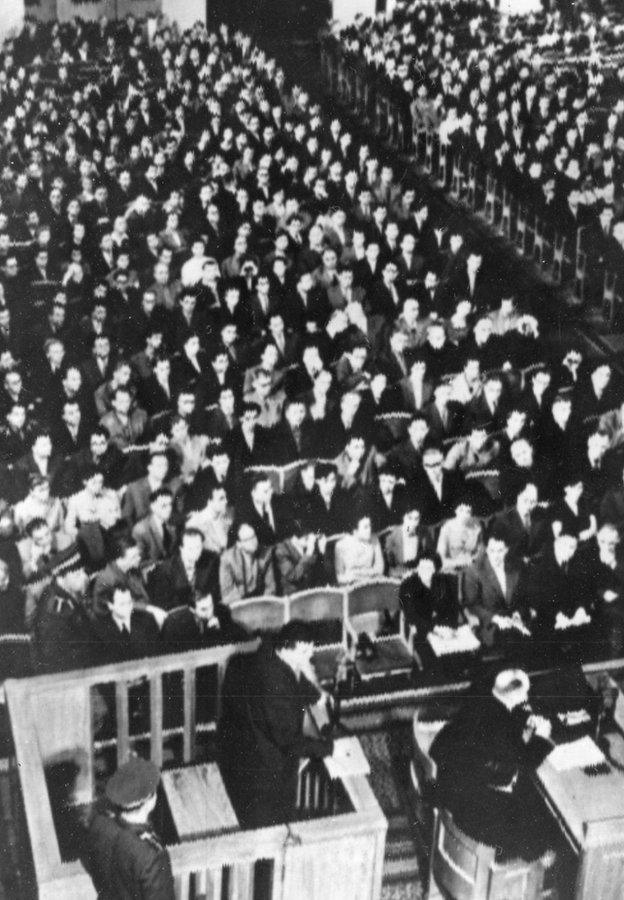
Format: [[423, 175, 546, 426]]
[[1, 0, 624, 896]]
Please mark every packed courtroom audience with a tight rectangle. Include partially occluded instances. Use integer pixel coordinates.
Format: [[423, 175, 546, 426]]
[[333, 0, 624, 294], [2, 14, 624, 680]]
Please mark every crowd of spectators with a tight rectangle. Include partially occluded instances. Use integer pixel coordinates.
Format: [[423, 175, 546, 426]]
[[332, 0, 624, 294], [1, 14, 624, 680]]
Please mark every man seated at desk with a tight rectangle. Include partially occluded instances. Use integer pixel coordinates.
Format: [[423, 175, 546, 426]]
[[218, 620, 334, 828], [430, 668, 557, 864]]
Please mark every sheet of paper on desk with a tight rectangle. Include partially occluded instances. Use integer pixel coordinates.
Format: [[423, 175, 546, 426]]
[[325, 737, 371, 780], [427, 625, 481, 656], [548, 736, 606, 772]]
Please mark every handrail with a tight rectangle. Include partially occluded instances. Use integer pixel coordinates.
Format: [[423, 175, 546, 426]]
[[5, 637, 387, 900]]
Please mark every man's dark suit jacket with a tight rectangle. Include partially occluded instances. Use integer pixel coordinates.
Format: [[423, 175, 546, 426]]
[[525, 552, 590, 632], [415, 470, 465, 526], [462, 554, 526, 646], [150, 550, 221, 611], [161, 605, 247, 651], [388, 438, 425, 481], [492, 508, 550, 564], [217, 641, 330, 827], [91, 609, 161, 664], [430, 693, 553, 860], [139, 374, 174, 417]]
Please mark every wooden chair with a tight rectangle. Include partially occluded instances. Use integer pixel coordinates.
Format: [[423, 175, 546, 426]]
[[450, 153, 464, 200], [498, 188, 513, 240], [515, 204, 529, 255], [532, 216, 552, 270], [483, 174, 497, 225], [424, 128, 435, 175], [551, 232, 568, 285], [603, 269, 622, 329], [346, 578, 415, 681], [437, 142, 449, 188], [288, 587, 347, 685], [465, 161, 478, 211], [228, 596, 286, 636], [428, 809, 545, 900]]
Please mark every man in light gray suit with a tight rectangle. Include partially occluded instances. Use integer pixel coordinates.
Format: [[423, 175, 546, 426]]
[[462, 527, 528, 647], [132, 488, 177, 563]]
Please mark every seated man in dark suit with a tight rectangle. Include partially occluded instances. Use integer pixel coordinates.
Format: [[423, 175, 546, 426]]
[[239, 474, 288, 546], [306, 462, 351, 536], [150, 527, 221, 612], [161, 591, 247, 651], [415, 445, 465, 526], [493, 480, 550, 565], [387, 413, 429, 482], [275, 522, 327, 595], [269, 398, 316, 464], [462, 526, 529, 648], [92, 585, 161, 664], [430, 668, 556, 863], [524, 529, 592, 643]]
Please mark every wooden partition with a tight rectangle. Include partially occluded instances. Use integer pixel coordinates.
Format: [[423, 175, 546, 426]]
[[4, 641, 387, 900]]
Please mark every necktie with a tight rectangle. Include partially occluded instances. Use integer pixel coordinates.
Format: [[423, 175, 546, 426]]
[[162, 526, 171, 554]]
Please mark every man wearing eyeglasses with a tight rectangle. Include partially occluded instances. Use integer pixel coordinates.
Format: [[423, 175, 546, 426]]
[[415, 445, 465, 526]]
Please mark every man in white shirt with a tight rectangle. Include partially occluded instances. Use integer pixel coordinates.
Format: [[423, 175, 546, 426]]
[[180, 238, 209, 286]]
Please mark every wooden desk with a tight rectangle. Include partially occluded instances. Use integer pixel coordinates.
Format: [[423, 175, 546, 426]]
[[537, 737, 624, 899], [162, 763, 239, 841]]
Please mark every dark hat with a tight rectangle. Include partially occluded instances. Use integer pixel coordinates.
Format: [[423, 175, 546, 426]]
[[105, 757, 160, 810]]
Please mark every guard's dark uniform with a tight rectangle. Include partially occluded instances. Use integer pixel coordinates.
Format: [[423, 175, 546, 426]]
[[83, 757, 174, 900], [85, 809, 175, 900]]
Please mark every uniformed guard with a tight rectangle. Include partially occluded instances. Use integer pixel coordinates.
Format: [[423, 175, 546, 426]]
[[83, 757, 175, 900]]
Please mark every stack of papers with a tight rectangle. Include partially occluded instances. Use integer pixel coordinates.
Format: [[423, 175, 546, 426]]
[[325, 737, 370, 780], [427, 625, 481, 656], [548, 737, 606, 772], [557, 709, 591, 728], [554, 608, 591, 630]]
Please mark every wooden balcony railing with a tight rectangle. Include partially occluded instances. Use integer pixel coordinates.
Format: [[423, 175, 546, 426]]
[[4, 641, 387, 900]]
